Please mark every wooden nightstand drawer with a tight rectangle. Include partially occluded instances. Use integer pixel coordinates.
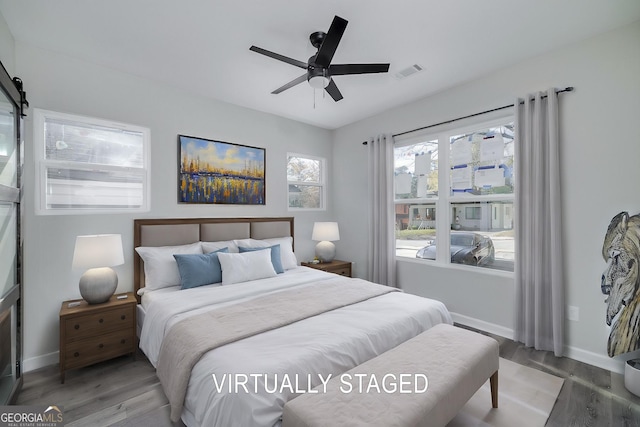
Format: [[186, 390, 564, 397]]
[[63, 305, 134, 341], [331, 267, 351, 277], [301, 260, 352, 278], [64, 328, 135, 370], [59, 293, 137, 383]]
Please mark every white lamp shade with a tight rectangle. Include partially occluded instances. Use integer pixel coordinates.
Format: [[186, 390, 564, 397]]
[[312, 222, 340, 242], [72, 234, 124, 270]]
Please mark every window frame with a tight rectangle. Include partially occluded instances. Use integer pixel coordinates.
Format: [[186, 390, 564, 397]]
[[465, 206, 482, 220], [33, 108, 150, 215], [394, 114, 515, 274], [286, 152, 326, 211]]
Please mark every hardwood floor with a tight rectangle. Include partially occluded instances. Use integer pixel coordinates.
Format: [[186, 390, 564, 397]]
[[15, 350, 176, 426], [474, 329, 640, 427], [16, 332, 640, 426]]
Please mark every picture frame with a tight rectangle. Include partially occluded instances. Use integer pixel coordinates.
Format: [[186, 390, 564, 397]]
[[178, 135, 265, 205]]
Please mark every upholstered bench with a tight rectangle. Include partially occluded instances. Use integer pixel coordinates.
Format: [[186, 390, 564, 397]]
[[282, 323, 499, 427]]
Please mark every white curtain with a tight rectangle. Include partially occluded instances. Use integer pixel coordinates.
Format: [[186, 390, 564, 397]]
[[514, 89, 564, 356], [367, 134, 396, 287]]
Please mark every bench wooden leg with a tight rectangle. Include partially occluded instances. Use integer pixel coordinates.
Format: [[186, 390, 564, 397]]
[[490, 370, 498, 408]]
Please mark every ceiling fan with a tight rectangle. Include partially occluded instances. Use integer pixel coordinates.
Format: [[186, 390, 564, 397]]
[[250, 15, 390, 102]]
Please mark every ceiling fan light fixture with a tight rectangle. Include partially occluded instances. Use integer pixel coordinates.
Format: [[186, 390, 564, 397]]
[[308, 75, 330, 89], [250, 15, 389, 102]]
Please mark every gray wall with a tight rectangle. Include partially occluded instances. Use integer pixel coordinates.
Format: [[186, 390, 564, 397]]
[[333, 21, 640, 373], [0, 11, 14, 75], [14, 42, 334, 371]]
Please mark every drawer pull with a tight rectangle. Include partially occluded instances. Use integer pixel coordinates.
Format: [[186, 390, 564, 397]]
[[121, 315, 126, 320], [99, 319, 104, 323], [74, 352, 79, 357], [120, 339, 126, 344], [98, 343, 104, 349], [74, 324, 80, 330]]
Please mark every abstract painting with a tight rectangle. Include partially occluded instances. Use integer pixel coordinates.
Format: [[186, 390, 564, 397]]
[[178, 135, 265, 204]]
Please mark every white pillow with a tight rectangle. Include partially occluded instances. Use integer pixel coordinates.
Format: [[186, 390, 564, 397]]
[[233, 238, 263, 248], [217, 250, 277, 285], [135, 242, 203, 290], [202, 240, 239, 253], [263, 237, 298, 269], [235, 237, 298, 270]]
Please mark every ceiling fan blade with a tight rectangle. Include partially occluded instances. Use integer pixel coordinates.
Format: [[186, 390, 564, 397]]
[[271, 74, 308, 94], [325, 79, 343, 102], [329, 63, 390, 75], [315, 16, 348, 67], [250, 46, 307, 69]]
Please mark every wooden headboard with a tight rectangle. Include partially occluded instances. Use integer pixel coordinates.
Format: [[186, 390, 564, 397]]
[[133, 217, 294, 303]]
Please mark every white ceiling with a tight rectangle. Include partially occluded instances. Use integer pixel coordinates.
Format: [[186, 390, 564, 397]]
[[1, 1, 639, 129]]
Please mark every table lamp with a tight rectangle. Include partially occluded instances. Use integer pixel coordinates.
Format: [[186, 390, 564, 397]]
[[72, 234, 124, 304], [312, 222, 340, 263]]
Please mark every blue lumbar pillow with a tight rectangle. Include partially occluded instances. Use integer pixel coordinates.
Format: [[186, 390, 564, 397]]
[[173, 247, 229, 289]]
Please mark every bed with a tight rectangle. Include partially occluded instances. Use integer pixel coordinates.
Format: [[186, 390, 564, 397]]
[[134, 217, 452, 427]]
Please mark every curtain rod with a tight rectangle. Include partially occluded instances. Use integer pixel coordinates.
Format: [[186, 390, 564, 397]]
[[362, 86, 574, 145]]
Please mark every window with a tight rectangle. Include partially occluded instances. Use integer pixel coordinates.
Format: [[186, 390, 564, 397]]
[[465, 206, 481, 220], [287, 153, 325, 210], [34, 109, 150, 214], [394, 117, 514, 272]]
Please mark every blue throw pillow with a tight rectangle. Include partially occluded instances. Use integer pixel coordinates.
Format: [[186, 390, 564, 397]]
[[173, 247, 229, 289], [238, 244, 284, 274]]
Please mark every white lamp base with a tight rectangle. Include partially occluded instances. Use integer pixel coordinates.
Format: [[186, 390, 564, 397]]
[[79, 267, 118, 304], [315, 241, 336, 263]]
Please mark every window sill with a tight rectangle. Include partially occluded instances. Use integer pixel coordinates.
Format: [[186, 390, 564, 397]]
[[36, 206, 149, 216], [396, 256, 515, 279]]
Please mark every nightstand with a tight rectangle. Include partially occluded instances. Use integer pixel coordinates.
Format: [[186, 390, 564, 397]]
[[59, 292, 136, 383], [301, 260, 352, 277]]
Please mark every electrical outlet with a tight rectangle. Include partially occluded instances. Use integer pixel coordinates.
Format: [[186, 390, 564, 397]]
[[567, 305, 579, 321]]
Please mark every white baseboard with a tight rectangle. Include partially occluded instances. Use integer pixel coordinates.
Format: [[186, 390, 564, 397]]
[[563, 345, 627, 375], [23, 351, 58, 373], [450, 312, 628, 375], [450, 312, 514, 340]]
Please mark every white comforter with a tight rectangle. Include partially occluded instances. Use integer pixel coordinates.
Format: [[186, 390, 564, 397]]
[[139, 267, 452, 427]]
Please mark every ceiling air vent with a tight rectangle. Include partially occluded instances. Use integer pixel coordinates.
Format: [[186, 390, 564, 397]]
[[395, 64, 424, 80]]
